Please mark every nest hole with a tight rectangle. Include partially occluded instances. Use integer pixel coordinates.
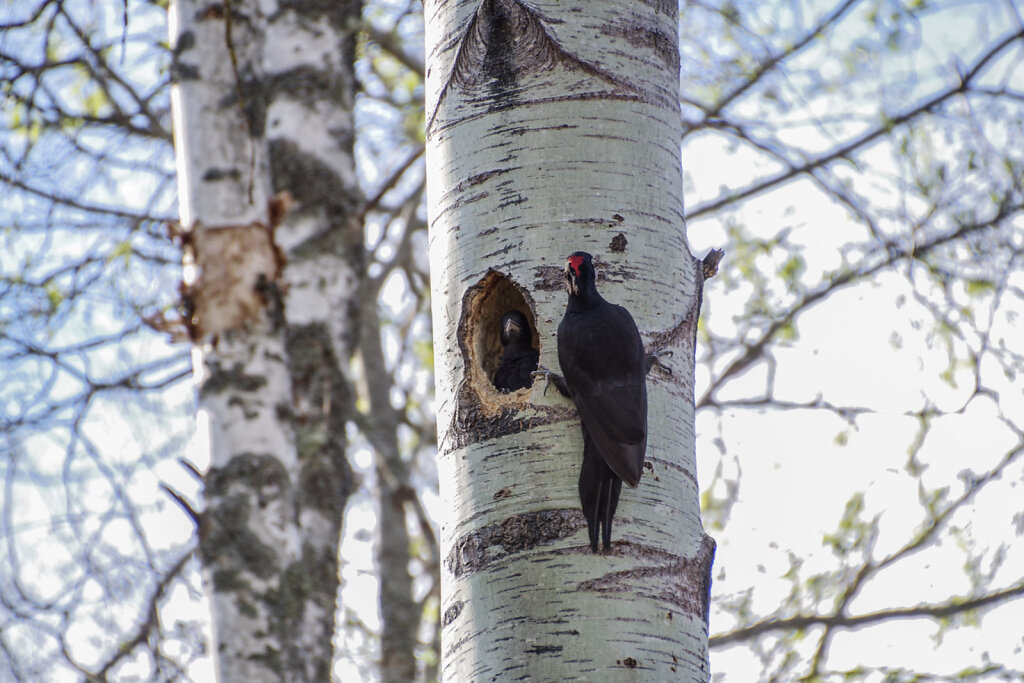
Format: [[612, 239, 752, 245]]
[[457, 271, 539, 400]]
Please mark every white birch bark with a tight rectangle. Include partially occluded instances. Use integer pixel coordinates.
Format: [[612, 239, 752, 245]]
[[425, 0, 715, 680], [170, 0, 362, 680]]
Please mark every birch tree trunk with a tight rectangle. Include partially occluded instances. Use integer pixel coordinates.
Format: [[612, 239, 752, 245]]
[[170, 0, 363, 679], [425, 0, 715, 679]]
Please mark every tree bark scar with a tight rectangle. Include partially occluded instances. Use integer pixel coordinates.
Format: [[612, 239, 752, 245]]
[[444, 379, 575, 453], [184, 220, 285, 340], [444, 270, 575, 452], [429, 0, 651, 134], [444, 508, 586, 578], [442, 600, 465, 627], [481, 0, 517, 90], [575, 541, 714, 619]]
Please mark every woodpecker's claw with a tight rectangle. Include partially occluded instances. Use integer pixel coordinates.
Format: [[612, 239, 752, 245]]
[[532, 367, 553, 395], [532, 366, 572, 398]]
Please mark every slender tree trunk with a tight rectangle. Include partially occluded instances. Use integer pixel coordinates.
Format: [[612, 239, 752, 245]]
[[359, 297, 420, 682], [425, 0, 714, 680], [170, 0, 363, 680]]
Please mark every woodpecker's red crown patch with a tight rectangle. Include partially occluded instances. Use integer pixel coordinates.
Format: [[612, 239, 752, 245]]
[[568, 254, 585, 276]]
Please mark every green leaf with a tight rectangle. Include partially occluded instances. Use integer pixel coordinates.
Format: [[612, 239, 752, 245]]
[[109, 240, 133, 266], [44, 281, 63, 311], [965, 279, 993, 296]]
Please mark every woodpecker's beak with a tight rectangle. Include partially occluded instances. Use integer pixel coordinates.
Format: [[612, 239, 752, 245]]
[[565, 264, 579, 296], [504, 318, 521, 336]]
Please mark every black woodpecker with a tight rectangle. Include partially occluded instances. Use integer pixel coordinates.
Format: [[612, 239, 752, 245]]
[[555, 251, 648, 552], [493, 310, 540, 393]]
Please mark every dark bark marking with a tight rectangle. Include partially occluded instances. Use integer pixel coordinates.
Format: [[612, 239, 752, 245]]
[[526, 644, 563, 654], [639, 0, 677, 18], [174, 29, 196, 54], [268, 138, 362, 253], [267, 542, 338, 680], [429, 90, 648, 137], [461, 168, 507, 190], [496, 194, 527, 210], [609, 233, 628, 252], [171, 61, 200, 82], [445, 509, 586, 578], [645, 455, 698, 488], [533, 253, 631, 293], [450, 0, 560, 90], [202, 361, 268, 395], [202, 167, 243, 182], [200, 489, 280, 581], [442, 600, 465, 627], [532, 263, 564, 292], [280, 0, 363, 31], [607, 22, 679, 72], [170, 30, 199, 83], [576, 539, 716, 620], [428, 0, 650, 133], [507, 122, 576, 136]]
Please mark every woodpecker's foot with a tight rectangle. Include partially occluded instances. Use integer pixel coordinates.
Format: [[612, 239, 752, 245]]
[[532, 367, 572, 398], [645, 347, 673, 376]]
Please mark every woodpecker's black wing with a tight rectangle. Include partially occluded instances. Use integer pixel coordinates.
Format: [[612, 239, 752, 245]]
[[558, 301, 648, 487], [493, 347, 540, 392]]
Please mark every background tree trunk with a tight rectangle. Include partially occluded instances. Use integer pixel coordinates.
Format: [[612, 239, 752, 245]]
[[426, 0, 714, 679], [170, 0, 363, 679]]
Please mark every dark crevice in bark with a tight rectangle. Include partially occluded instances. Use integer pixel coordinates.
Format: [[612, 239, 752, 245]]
[[640, 0, 677, 17], [201, 490, 280, 580], [445, 509, 586, 578], [576, 537, 717, 620], [698, 534, 716, 628], [606, 21, 679, 72], [445, 380, 575, 453], [442, 600, 465, 627], [201, 361, 269, 395], [281, 0, 363, 31], [429, 0, 652, 133]]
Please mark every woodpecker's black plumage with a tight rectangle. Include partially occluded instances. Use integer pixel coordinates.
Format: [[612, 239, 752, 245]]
[[493, 310, 540, 392], [556, 251, 647, 552]]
